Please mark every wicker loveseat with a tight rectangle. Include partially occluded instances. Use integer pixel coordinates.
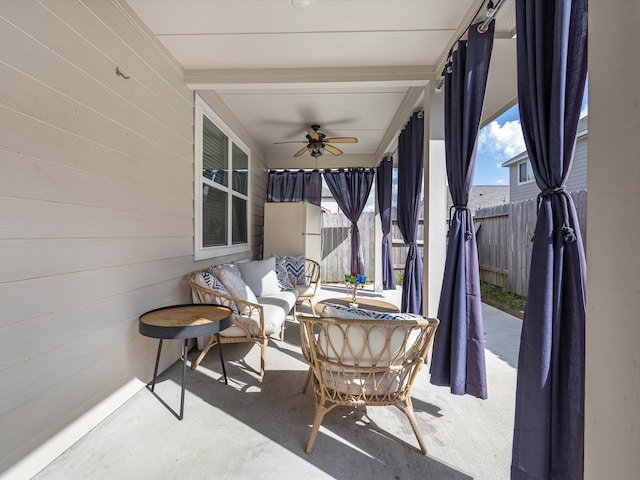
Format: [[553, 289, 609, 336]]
[[298, 305, 439, 454], [187, 258, 298, 376]]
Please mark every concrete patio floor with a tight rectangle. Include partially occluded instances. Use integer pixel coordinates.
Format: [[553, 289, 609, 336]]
[[33, 285, 521, 480]]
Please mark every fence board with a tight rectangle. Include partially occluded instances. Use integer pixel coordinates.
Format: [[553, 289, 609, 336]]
[[474, 190, 587, 295]]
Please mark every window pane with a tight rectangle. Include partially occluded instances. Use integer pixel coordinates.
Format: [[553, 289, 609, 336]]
[[202, 185, 227, 247], [232, 196, 247, 244], [202, 116, 228, 187], [519, 161, 534, 182], [232, 143, 248, 194]]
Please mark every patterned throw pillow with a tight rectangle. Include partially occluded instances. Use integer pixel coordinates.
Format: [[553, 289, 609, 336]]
[[274, 257, 295, 291], [194, 271, 238, 314], [276, 255, 306, 286], [321, 304, 421, 320]]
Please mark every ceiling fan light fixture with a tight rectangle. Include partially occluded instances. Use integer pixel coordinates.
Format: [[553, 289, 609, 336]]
[[291, 0, 315, 9]]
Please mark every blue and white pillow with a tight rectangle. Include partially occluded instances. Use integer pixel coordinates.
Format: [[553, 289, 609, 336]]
[[274, 257, 295, 291], [195, 271, 238, 314], [321, 304, 422, 320], [276, 255, 306, 286]]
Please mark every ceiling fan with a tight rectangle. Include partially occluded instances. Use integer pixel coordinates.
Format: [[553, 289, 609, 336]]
[[274, 125, 358, 158]]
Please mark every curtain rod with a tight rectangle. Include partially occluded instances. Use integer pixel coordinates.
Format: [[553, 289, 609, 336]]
[[268, 168, 376, 173], [434, 0, 505, 93]]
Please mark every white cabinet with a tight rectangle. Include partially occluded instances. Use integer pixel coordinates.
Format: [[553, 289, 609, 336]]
[[263, 202, 322, 263]]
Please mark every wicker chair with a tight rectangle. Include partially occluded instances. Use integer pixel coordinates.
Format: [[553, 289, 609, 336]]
[[298, 314, 439, 454], [294, 258, 321, 311], [186, 269, 292, 376]]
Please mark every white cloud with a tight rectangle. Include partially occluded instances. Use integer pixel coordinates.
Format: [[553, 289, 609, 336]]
[[495, 179, 504, 185], [478, 119, 526, 160]]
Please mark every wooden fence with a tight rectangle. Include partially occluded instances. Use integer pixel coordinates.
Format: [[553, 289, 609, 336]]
[[321, 212, 422, 283], [473, 190, 587, 295], [320, 190, 587, 293]]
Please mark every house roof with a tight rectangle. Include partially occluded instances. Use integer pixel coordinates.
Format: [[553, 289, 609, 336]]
[[124, 0, 519, 169]]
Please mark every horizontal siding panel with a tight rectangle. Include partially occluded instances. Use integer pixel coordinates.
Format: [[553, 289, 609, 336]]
[[0, 6, 192, 153], [0, 236, 193, 282], [81, 0, 192, 105], [0, 64, 191, 176], [0, 108, 193, 196], [0, 314, 183, 469], [0, 265, 192, 371], [0, 251, 193, 326], [0, 151, 192, 218], [0, 197, 192, 239], [0, 0, 192, 118], [43, 0, 194, 128]]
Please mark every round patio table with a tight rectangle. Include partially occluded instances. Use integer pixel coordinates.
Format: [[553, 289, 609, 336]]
[[139, 304, 232, 420]]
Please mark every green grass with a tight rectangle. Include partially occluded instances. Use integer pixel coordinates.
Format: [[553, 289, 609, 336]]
[[480, 281, 526, 319]]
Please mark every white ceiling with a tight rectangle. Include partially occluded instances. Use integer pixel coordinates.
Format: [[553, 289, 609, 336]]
[[125, 0, 518, 168]]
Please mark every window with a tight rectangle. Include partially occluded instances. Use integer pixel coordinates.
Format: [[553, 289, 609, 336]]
[[195, 95, 250, 260], [518, 160, 535, 184]]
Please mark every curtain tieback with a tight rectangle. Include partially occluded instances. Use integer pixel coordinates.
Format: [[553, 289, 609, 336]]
[[448, 205, 473, 240], [537, 187, 577, 243]]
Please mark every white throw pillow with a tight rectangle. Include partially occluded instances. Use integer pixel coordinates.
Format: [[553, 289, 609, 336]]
[[213, 268, 258, 305], [237, 257, 281, 297]]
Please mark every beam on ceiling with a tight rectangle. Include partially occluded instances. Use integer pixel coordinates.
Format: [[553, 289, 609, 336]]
[[184, 66, 434, 90]]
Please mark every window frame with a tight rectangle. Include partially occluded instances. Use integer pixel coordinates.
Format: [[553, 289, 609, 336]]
[[517, 159, 535, 185], [194, 94, 251, 260]]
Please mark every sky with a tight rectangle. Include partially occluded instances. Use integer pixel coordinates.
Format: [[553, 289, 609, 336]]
[[327, 82, 589, 212], [474, 80, 589, 185]]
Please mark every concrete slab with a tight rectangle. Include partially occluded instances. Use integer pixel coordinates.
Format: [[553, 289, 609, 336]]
[[33, 286, 520, 480]]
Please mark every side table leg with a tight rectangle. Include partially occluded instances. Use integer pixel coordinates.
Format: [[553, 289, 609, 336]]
[[216, 333, 228, 384], [151, 339, 163, 392], [179, 339, 188, 420]]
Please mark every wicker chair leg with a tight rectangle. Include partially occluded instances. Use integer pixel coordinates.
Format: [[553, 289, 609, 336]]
[[191, 334, 215, 370], [399, 401, 428, 455], [259, 338, 267, 376], [306, 403, 329, 454], [301, 368, 313, 393]]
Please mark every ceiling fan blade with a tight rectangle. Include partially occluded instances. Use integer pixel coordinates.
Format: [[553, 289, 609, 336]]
[[273, 141, 307, 144], [324, 144, 343, 156], [307, 130, 320, 141], [293, 146, 309, 157], [324, 137, 358, 144]]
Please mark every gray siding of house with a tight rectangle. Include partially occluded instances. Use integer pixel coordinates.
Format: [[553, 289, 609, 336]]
[[509, 134, 588, 201], [0, 2, 266, 477]]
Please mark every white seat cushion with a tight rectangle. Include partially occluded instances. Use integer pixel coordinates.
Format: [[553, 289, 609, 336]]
[[220, 303, 285, 337]]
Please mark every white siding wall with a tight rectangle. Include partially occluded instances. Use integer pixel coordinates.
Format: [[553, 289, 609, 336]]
[[0, 2, 265, 478]]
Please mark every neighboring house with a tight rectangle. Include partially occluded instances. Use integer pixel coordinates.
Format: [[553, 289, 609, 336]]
[[502, 115, 588, 202], [447, 185, 510, 213]]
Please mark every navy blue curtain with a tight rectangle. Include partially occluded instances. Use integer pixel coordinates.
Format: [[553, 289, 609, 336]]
[[511, 1, 588, 478], [267, 170, 322, 206], [397, 112, 424, 314], [430, 22, 494, 400], [377, 157, 396, 290], [323, 168, 375, 274]]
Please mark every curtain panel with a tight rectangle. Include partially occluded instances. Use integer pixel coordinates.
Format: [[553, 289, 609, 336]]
[[376, 157, 396, 290], [511, 1, 588, 478], [396, 112, 424, 314], [430, 22, 495, 400], [266, 170, 322, 206], [323, 168, 375, 274]]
